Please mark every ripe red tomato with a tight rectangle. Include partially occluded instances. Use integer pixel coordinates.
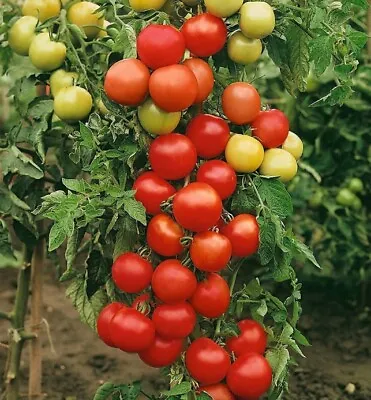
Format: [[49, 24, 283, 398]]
[[152, 259, 197, 304], [200, 384, 236, 400], [226, 319, 267, 357], [251, 109, 290, 148], [190, 273, 230, 318], [173, 183, 222, 232], [227, 353, 272, 398], [139, 335, 184, 368], [110, 308, 155, 353], [112, 252, 153, 293], [185, 338, 231, 385], [190, 232, 232, 272], [181, 13, 227, 57], [104, 59, 150, 106], [149, 65, 198, 112], [133, 171, 176, 215], [146, 214, 184, 257], [152, 302, 196, 339], [221, 214, 259, 257], [149, 134, 197, 181], [183, 58, 214, 104], [186, 114, 230, 159], [97, 303, 124, 347], [222, 83, 261, 125], [197, 160, 237, 200], [137, 24, 186, 70]]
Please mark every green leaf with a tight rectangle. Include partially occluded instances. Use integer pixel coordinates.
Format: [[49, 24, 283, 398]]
[[27, 98, 54, 120], [244, 278, 262, 299], [49, 217, 74, 252], [309, 35, 334, 76], [197, 393, 212, 400], [293, 329, 311, 346], [162, 382, 192, 396], [0, 220, 16, 263], [348, 29, 368, 52], [0, 146, 43, 179], [311, 85, 353, 106], [113, 216, 139, 259], [61, 228, 86, 282], [112, 23, 137, 58], [258, 216, 277, 265], [290, 236, 321, 269], [345, 0, 368, 8], [231, 187, 259, 214], [62, 178, 92, 194], [272, 251, 293, 282], [79, 122, 98, 149], [124, 198, 147, 226], [8, 77, 36, 117], [93, 382, 117, 400], [266, 347, 290, 386]]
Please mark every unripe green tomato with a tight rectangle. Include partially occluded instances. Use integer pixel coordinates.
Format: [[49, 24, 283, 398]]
[[239, 1, 275, 39], [129, 0, 167, 12], [54, 86, 93, 122], [29, 33, 67, 71], [22, 0, 61, 22], [97, 99, 109, 115], [308, 191, 323, 209], [336, 188, 356, 207], [259, 148, 298, 182], [306, 71, 321, 93], [282, 131, 304, 160], [8, 16, 38, 56], [227, 31, 262, 65], [348, 178, 364, 194], [351, 196, 362, 210], [50, 69, 79, 97], [204, 0, 243, 18], [138, 98, 181, 136], [181, 0, 200, 5], [67, 1, 104, 40]]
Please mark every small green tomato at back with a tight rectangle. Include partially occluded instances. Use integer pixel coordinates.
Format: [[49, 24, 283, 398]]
[[22, 0, 61, 22], [29, 33, 66, 71], [205, 0, 243, 18], [67, 1, 104, 40], [129, 0, 167, 12], [336, 188, 356, 207], [348, 178, 364, 194], [54, 86, 93, 122], [50, 69, 79, 98], [282, 131, 304, 160], [227, 31, 262, 65], [8, 16, 38, 56], [239, 2, 275, 39], [259, 148, 298, 182]]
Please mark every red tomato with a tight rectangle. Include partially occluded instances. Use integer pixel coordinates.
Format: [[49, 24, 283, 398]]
[[197, 160, 237, 200], [186, 114, 230, 159], [226, 319, 267, 357], [139, 335, 184, 368], [181, 13, 227, 57], [221, 214, 259, 257], [222, 83, 261, 125], [190, 231, 232, 272], [149, 134, 197, 180], [190, 273, 230, 318], [112, 252, 153, 293], [146, 213, 184, 257], [152, 302, 196, 339], [104, 59, 150, 106], [137, 24, 186, 70], [152, 259, 197, 304], [97, 303, 124, 347], [149, 65, 198, 112], [227, 353, 272, 398], [173, 183, 222, 232], [133, 171, 176, 215], [200, 384, 236, 400], [185, 338, 231, 385], [251, 109, 290, 148], [110, 308, 155, 353], [183, 58, 214, 104]]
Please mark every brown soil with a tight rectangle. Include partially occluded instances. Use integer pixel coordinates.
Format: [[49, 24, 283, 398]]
[[0, 269, 370, 400]]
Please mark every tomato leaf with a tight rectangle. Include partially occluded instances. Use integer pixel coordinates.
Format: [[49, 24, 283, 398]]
[[112, 23, 137, 58], [289, 235, 321, 269], [0, 220, 16, 263], [266, 347, 290, 386], [231, 186, 260, 214], [162, 382, 192, 396], [124, 197, 147, 226], [0, 146, 43, 180], [309, 35, 334, 77], [258, 215, 277, 266]]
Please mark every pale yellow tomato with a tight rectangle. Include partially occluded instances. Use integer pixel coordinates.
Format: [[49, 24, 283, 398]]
[[205, 0, 243, 18], [29, 33, 66, 71], [282, 131, 303, 160], [54, 86, 93, 122], [8, 16, 38, 56], [22, 0, 61, 22], [98, 20, 110, 38], [67, 1, 104, 40], [129, 0, 167, 12], [50, 69, 79, 97], [239, 2, 275, 39], [227, 31, 262, 65], [259, 149, 298, 182]]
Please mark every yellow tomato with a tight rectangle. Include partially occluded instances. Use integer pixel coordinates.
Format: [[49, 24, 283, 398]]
[[54, 86, 93, 122], [239, 2, 275, 39], [225, 134, 264, 173], [227, 31, 262, 65], [259, 149, 298, 182], [205, 0, 243, 17], [22, 0, 61, 22], [97, 99, 109, 115], [181, 0, 200, 5], [67, 1, 104, 40], [98, 20, 110, 38], [50, 69, 79, 97], [129, 0, 167, 12], [29, 33, 66, 71], [282, 131, 303, 160], [8, 16, 38, 56]]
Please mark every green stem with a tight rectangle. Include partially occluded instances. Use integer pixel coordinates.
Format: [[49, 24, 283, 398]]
[[0, 311, 11, 321], [248, 175, 266, 211], [229, 262, 243, 296], [290, 18, 315, 38]]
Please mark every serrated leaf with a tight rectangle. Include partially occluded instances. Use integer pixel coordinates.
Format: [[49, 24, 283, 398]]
[[0, 146, 43, 179], [79, 122, 98, 149], [244, 278, 262, 299], [61, 228, 86, 282], [309, 36, 334, 76], [311, 85, 353, 106], [290, 236, 321, 268], [162, 382, 192, 396], [346, 0, 368, 8], [197, 393, 212, 400], [266, 347, 290, 386], [49, 217, 74, 252], [86, 250, 110, 298], [293, 329, 311, 346], [124, 198, 147, 226], [93, 382, 117, 400], [27, 98, 54, 120], [113, 216, 139, 258], [112, 23, 137, 58], [62, 178, 92, 194], [348, 29, 368, 52], [272, 251, 292, 282], [258, 216, 277, 265], [231, 187, 259, 214], [0, 220, 16, 263]]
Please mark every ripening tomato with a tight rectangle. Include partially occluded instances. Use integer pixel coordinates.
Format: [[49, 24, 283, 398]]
[[152, 302, 196, 339], [225, 134, 264, 173], [227, 353, 272, 398], [29, 33, 66, 71], [54, 87, 93, 122], [110, 308, 155, 353], [251, 109, 289, 149], [149, 134, 197, 180], [146, 214, 184, 257], [200, 384, 236, 400], [104, 59, 150, 106], [50, 69, 79, 97], [133, 171, 176, 215], [183, 58, 214, 104], [186, 338, 231, 385], [181, 13, 227, 57], [8, 16, 38, 56], [222, 83, 261, 125], [67, 1, 104, 40], [259, 149, 298, 182], [197, 160, 237, 200], [149, 65, 198, 112], [129, 0, 167, 12], [190, 232, 232, 273], [190, 273, 230, 318], [282, 131, 304, 160], [186, 114, 230, 159], [239, 2, 276, 39], [137, 24, 185, 70], [205, 0, 243, 17], [22, 0, 61, 22], [112, 252, 153, 293], [221, 214, 259, 258], [97, 303, 124, 347], [226, 319, 267, 357], [173, 183, 222, 232], [227, 31, 262, 65], [139, 335, 184, 368], [152, 259, 197, 304]]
